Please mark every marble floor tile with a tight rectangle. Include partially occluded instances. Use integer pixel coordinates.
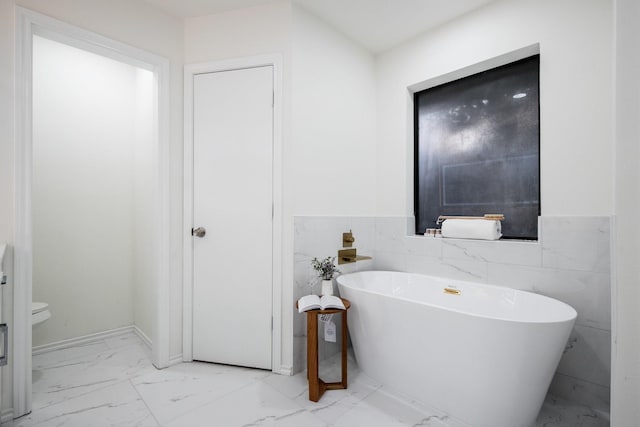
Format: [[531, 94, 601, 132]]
[[32, 340, 109, 369], [265, 349, 382, 425], [330, 388, 446, 427], [534, 395, 609, 427], [104, 331, 149, 351], [13, 333, 609, 427], [12, 381, 157, 427], [164, 381, 325, 427], [261, 370, 309, 400], [293, 370, 382, 425], [131, 361, 271, 424], [32, 338, 155, 411]]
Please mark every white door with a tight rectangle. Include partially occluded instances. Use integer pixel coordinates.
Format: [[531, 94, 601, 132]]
[[192, 66, 273, 370]]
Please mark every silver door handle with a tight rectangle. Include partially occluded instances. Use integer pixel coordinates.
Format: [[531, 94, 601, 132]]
[[192, 227, 206, 238]]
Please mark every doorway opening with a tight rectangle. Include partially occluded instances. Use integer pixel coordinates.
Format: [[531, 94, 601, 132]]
[[32, 34, 155, 350], [15, 8, 171, 418]]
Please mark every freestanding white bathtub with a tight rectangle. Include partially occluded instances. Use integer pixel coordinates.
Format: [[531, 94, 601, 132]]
[[337, 271, 576, 427]]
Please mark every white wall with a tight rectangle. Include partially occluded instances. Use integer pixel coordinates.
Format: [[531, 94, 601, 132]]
[[184, 1, 290, 63], [376, 0, 613, 217], [32, 36, 154, 346], [292, 5, 377, 216], [612, 0, 640, 423], [132, 68, 155, 341]]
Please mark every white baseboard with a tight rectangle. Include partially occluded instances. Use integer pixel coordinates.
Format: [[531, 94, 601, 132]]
[[1, 408, 14, 423], [276, 365, 293, 376], [169, 354, 183, 366], [133, 325, 152, 349], [32, 325, 150, 355]]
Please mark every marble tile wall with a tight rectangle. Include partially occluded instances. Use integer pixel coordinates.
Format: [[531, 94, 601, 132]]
[[293, 217, 375, 373], [294, 215, 611, 413]]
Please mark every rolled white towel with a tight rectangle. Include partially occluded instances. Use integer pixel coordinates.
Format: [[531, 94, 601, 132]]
[[441, 219, 502, 240]]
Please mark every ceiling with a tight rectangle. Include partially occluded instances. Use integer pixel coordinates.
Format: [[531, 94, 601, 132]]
[[141, 0, 276, 18], [293, 0, 495, 53], [141, 0, 496, 53]]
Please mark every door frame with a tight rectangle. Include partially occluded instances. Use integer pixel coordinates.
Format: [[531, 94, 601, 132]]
[[14, 7, 172, 417], [183, 55, 284, 373]]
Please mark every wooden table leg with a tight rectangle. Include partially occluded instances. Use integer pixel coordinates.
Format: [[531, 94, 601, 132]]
[[307, 311, 320, 401], [341, 309, 348, 388], [302, 301, 350, 402]]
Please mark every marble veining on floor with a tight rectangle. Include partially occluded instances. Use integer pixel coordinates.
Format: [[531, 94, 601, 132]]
[[8, 332, 608, 426]]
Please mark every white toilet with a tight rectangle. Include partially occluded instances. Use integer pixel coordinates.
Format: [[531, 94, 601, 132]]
[[32, 302, 51, 326]]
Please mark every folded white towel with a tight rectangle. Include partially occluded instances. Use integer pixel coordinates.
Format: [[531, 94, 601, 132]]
[[441, 219, 502, 240]]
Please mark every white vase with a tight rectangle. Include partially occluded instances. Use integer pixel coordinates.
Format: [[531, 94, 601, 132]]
[[321, 279, 333, 296]]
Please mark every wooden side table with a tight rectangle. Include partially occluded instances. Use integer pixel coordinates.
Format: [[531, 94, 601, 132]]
[[298, 298, 350, 402]]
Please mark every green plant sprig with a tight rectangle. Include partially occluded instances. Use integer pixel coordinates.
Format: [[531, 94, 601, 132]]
[[311, 256, 341, 280]]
